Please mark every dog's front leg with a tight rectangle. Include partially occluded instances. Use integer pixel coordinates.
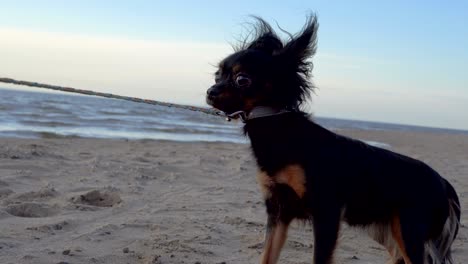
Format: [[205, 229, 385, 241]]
[[312, 209, 341, 264], [260, 215, 291, 264]]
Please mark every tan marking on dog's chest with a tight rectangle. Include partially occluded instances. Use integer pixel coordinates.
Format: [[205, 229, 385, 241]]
[[257, 165, 307, 199]]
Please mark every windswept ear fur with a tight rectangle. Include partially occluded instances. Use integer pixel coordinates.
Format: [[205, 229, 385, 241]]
[[236, 16, 283, 55], [272, 14, 318, 109], [275, 15, 318, 76]]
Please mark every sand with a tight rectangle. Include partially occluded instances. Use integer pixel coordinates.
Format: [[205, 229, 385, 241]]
[[0, 129, 467, 264]]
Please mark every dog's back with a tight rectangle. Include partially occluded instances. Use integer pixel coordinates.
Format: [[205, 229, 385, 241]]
[[247, 112, 460, 264]]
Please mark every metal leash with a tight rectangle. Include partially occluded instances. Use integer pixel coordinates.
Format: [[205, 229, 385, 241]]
[[0, 77, 229, 119]]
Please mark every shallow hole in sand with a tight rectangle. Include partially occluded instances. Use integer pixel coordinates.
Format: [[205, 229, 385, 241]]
[[71, 190, 122, 207], [5, 202, 59, 218]]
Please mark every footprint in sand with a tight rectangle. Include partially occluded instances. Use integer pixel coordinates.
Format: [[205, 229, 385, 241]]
[[5, 202, 59, 218], [71, 190, 122, 207]]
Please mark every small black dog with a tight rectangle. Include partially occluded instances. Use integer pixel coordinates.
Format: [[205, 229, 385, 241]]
[[206, 15, 460, 264]]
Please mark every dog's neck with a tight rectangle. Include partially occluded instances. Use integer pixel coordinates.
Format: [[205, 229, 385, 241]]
[[248, 106, 291, 120], [227, 106, 291, 122]]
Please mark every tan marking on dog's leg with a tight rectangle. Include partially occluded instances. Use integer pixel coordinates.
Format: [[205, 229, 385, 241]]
[[260, 222, 289, 264], [391, 216, 412, 264], [384, 245, 402, 264], [368, 224, 401, 264], [257, 171, 274, 199], [275, 164, 306, 198]]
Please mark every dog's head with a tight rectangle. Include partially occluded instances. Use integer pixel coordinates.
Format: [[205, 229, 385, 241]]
[[206, 15, 318, 116]]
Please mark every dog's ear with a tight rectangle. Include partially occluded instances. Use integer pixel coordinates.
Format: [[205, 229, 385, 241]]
[[275, 15, 318, 69], [247, 34, 283, 55], [270, 15, 318, 109], [243, 16, 283, 55]]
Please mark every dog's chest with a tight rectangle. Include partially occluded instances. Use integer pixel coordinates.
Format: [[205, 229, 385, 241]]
[[256, 164, 307, 199]]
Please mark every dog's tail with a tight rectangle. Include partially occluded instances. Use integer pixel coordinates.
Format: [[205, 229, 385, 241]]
[[425, 179, 461, 264]]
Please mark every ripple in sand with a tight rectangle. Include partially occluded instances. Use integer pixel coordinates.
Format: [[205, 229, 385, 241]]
[[0, 188, 14, 198], [26, 220, 72, 233], [12, 187, 58, 201]]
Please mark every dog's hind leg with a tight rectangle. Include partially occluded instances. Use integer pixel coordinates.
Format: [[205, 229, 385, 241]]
[[260, 216, 291, 264], [383, 242, 405, 264], [366, 223, 404, 264], [392, 213, 427, 264], [383, 244, 405, 264]]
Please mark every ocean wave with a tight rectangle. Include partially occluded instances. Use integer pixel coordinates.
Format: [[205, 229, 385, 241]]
[[363, 140, 391, 149], [1, 87, 467, 143], [19, 120, 79, 128]]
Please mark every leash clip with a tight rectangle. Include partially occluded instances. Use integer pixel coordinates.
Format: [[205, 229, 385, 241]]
[[225, 111, 246, 122]]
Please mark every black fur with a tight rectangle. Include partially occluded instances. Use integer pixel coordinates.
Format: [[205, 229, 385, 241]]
[[206, 14, 460, 264]]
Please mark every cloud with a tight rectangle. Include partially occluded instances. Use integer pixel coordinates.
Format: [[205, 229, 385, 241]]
[[0, 27, 231, 105]]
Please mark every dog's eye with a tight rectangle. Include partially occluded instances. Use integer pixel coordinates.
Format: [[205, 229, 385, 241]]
[[235, 74, 251, 88], [214, 71, 221, 83]]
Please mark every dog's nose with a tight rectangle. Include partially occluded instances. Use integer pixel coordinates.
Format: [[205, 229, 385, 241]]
[[207, 87, 220, 97]]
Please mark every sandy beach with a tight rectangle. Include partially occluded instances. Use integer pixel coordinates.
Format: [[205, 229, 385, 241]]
[[0, 129, 467, 264]]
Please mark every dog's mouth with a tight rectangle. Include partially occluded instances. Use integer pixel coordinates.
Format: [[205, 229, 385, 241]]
[[205, 95, 217, 108], [205, 94, 243, 116]]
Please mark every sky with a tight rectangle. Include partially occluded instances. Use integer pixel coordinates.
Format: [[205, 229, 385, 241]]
[[1, 1, 467, 130]]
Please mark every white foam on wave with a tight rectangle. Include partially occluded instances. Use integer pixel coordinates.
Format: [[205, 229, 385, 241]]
[[364, 140, 391, 149]]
